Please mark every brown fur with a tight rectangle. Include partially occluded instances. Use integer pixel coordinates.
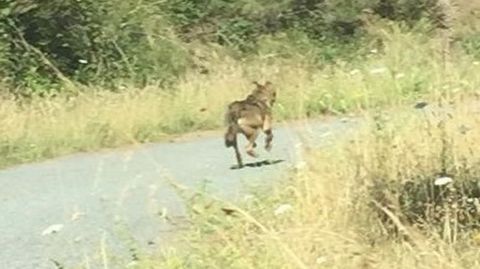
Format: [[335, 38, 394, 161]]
[[224, 81, 276, 168]]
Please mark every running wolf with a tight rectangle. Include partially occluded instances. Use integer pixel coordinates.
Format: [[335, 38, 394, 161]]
[[224, 81, 276, 168]]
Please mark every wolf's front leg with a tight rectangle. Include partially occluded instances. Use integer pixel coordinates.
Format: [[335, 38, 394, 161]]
[[263, 115, 273, 151], [264, 130, 273, 151]]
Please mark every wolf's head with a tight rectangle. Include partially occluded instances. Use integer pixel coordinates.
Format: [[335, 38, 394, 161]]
[[251, 81, 276, 107]]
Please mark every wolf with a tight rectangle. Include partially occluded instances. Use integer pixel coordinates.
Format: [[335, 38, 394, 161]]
[[224, 81, 276, 168]]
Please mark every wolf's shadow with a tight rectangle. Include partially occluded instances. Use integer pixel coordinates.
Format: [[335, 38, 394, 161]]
[[230, 159, 285, 170]]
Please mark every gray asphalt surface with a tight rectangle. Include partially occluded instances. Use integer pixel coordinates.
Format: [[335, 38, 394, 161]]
[[0, 117, 358, 269]]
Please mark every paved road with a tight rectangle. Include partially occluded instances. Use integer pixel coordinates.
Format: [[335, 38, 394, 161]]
[[0, 117, 358, 269]]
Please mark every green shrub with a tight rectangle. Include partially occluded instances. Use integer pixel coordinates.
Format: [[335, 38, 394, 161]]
[[2, 0, 190, 95], [0, 0, 474, 95]]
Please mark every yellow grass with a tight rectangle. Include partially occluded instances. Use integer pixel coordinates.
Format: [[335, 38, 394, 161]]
[[1, 21, 479, 168], [141, 97, 480, 269]]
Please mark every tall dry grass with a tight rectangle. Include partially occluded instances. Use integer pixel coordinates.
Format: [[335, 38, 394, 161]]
[[1, 21, 479, 168], [141, 97, 480, 269]]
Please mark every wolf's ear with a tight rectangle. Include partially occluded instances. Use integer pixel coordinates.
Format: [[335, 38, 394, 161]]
[[252, 81, 262, 87], [264, 81, 273, 89]]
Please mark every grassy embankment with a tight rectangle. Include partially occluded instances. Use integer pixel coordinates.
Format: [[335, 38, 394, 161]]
[[131, 96, 480, 269]]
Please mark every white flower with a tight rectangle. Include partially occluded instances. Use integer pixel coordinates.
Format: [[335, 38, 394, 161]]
[[395, 73, 405, 79], [316, 256, 328, 265], [349, 69, 360, 75], [434, 176, 453, 186], [78, 59, 88, 64], [369, 67, 388, 74], [274, 204, 293, 216]]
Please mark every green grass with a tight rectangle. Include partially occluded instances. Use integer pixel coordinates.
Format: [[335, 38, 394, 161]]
[[124, 97, 480, 269], [1, 21, 480, 168]]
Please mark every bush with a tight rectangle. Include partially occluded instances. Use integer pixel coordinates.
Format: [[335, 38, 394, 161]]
[[1, 0, 190, 95], [0, 0, 471, 95]]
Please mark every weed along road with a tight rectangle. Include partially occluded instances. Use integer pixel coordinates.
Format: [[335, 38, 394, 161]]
[[0, 118, 357, 269]]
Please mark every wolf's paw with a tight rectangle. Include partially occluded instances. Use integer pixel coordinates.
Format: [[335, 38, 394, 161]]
[[265, 143, 272, 152], [246, 150, 258, 158], [230, 164, 244, 170]]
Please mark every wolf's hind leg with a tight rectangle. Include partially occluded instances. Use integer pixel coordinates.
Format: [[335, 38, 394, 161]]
[[233, 140, 243, 168], [241, 125, 259, 157]]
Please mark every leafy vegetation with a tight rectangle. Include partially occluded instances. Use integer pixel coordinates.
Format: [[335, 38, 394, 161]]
[[2, 0, 476, 95]]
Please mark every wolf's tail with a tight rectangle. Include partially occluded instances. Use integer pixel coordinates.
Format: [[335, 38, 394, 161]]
[[224, 107, 238, 148]]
